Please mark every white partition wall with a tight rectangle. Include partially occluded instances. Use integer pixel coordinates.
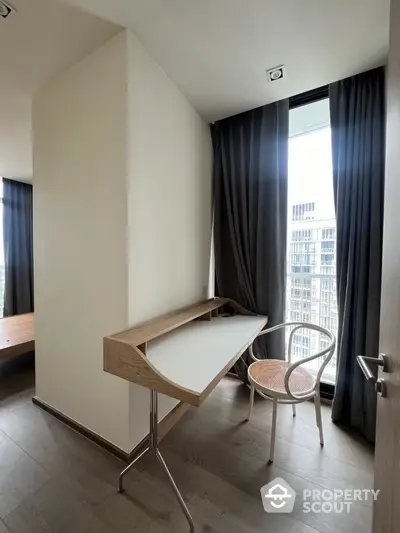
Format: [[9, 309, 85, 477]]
[[33, 32, 131, 451], [125, 31, 213, 444], [33, 30, 213, 453]]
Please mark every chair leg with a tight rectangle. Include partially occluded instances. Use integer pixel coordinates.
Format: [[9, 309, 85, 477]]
[[314, 394, 324, 446], [269, 398, 278, 463], [246, 385, 255, 421], [292, 404, 296, 417]]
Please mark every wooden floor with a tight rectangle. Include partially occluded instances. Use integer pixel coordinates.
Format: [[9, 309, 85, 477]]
[[0, 367, 374, 532]]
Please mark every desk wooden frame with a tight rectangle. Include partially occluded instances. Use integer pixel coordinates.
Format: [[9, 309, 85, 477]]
[[103, 297, 267, 532]]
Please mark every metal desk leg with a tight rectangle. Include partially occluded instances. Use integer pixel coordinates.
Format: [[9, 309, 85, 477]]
[[118, 445, 151, 493], [118, 390, 195, 532], [155, 449, 194, 531]]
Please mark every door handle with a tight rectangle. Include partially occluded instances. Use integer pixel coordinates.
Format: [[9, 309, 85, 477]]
[[356, 354, 389, 397]]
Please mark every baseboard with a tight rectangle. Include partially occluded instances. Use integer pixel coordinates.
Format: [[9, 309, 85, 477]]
[[125, 401, 189, 462], [158, 401, 189, 442], [32, 396, 190, 463]]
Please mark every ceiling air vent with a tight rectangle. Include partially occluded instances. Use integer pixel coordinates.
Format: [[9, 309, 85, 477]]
[[0, 1, 13, 19], [266, 65, 285, 83]]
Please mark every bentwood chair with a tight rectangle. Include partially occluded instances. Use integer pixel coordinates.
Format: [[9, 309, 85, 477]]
[[246, 322, 336, 463]]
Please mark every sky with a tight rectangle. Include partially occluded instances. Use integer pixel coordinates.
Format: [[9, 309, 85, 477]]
[[288, 127, 335, 221]]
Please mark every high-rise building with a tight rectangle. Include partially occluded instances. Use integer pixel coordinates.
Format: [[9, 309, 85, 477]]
[[286, 202, 338, 383]]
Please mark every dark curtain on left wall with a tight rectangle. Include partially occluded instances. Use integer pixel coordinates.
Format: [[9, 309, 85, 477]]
[[212, 100, 289, 380], [3, 178, 34, 316]]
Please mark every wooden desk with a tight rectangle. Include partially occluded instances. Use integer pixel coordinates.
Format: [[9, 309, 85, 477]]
[[104, 298, 267, 532], [0, 313, 35, 359]]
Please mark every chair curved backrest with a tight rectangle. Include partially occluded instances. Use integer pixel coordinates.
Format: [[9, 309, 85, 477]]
[[249, 322, 336, 400]]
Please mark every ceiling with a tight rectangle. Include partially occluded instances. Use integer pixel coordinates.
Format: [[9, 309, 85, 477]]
[[0, 0, 120, 97], [0, 0, 391, 179], [59, 0, 390, 122], [0, 0, 120, 180]]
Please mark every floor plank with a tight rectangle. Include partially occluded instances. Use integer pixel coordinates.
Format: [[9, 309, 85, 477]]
[[0, 370, 374, 532], [0, 430, 50, 519]]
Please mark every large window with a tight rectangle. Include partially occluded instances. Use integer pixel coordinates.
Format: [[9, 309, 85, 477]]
[[286, 99, 337, 384]]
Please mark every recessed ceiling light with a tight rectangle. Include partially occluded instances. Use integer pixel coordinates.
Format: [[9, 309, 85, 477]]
[[0, 1, 13, 19], [266, 65, 285, 83]]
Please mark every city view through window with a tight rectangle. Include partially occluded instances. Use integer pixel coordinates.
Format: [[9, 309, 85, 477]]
[[286, 121, 337, 384]]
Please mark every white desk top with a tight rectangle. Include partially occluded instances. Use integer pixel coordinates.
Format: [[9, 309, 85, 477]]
[[147, 314, 266, 394]]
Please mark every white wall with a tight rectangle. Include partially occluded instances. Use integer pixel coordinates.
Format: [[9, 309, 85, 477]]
[[33, 29, 213, 452], [0, 92, 32, 181], [33, 32, 131, 451], [125, 31, 213, 446]]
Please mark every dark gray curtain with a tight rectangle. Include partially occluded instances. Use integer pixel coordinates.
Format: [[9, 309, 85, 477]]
[[3, 178, 34, 316], [212, 100, 289, 379], [330, 67, 385, 443]]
